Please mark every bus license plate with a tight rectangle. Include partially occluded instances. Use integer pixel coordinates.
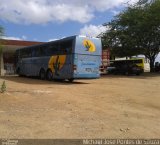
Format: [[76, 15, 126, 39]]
[[85, 68, 92, 72]]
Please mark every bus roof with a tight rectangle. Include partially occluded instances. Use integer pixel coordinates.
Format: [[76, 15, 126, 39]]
[[16, 35, 101, 51]]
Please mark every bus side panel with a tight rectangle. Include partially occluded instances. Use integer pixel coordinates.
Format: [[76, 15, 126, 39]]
[[30, 56, 49, 76], [48, 54, 73, 79], [18, 54, 73, 79], [23, 58, 32, 76], [18, 58, 31, 76]]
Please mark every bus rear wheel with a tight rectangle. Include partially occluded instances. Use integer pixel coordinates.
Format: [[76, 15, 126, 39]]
[[68, 78, 74, 82], [46, 70, 53, 81], [16, 68, 23, 77], [39, 69, 46, 80], [16, 68, 20, 75]]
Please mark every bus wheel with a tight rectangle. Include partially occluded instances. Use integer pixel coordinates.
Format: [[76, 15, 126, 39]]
[[125, 71, 129, 76], [39, 69, 46, 80], [16, 68, 20, 75], [68, 78, 74, 82], [46, 70, 53, 81], [16, 68, 22, 77]]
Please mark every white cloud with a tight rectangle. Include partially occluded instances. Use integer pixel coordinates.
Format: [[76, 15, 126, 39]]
[[1, 35, 27, 40], [48, 38, 58, 42], [111, 10, 120, 16], [22, 35, 27, 40], [80, 25, 108, 37], [0, 0, 139, 24]]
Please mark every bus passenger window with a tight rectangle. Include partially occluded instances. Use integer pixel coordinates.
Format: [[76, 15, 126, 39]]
[[39, 47, 46, 56], [45, 43, 59, 56], [21, 48, 31, 58], [59, 40, 72, 55], [34, 48, 40, 57], [31, 48, 36, 57]]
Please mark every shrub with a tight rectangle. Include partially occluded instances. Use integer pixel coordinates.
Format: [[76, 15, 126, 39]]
[[1, 81, 6, 93]]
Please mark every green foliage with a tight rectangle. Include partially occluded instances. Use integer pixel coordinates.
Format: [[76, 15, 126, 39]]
[[101, 0, 160, 71], [1, 81, 6, 93], [0, 25, 4, 54], [0, 26, 3, 36]]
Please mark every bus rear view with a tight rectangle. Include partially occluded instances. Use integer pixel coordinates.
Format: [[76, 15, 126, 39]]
[[73, 36, 102, 79]]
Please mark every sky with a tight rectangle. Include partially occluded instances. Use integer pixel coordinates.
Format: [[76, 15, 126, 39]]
[[0, 0, 138, 41], [0, 0, 159, 61]]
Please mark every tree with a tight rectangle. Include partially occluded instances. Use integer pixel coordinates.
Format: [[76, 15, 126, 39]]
[[101, 0, 160, 72], [0, 25, 4, 52], [0, 26, 3, 36]]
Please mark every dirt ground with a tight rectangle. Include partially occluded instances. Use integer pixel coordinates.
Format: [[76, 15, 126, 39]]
[[0, 73, 160, 139]]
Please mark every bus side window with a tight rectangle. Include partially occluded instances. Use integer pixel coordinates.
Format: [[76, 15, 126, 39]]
[[32, 48, 36, 57], [21, 48, 31, 58], [59, 40, 72, 55], [28, 48, 32, 57], [39, 46, 46, 56], [45, 43, 59, 56], [33, 47, 39, 57], [32, 46, 45, 57]]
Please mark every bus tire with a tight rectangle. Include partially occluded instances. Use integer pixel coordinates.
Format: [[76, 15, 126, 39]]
[[68, 78, 74, 82], [46, 69, 53, 81], [16, 68, 23, 76], [39, 69, 46, 80], [125, 71, 129, 76], [16, 68, 20, 75]]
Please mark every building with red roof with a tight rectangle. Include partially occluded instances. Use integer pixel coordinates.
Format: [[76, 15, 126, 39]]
[[0, 39, 43, 76]]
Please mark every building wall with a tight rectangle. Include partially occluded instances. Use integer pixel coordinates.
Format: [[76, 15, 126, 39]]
[[0, 45, 26, 75], [0, 39, 43, 76]]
